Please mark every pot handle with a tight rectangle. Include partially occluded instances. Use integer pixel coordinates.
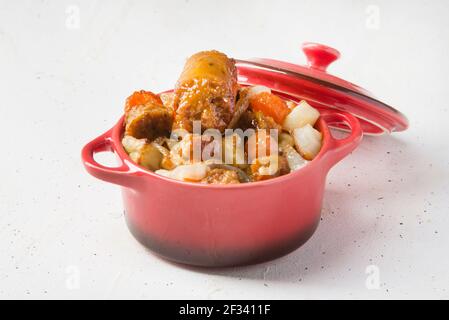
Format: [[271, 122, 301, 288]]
[[82, 129, 139, 188], [320, 111, 363, 169]]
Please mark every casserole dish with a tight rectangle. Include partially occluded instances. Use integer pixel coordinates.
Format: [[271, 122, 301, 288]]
[[82, 43, 408, 267]]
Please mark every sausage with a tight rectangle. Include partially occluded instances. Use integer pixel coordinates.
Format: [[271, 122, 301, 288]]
[[201, 168, 241, 184], [235, 110, 282, 132], [172, 50, 239, 133], [124, 90, 173, 141]]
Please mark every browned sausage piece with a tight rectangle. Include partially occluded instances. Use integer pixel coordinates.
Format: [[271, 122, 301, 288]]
[[235, 110, 282, 132], [124, 90, 173, 141], [201, 168, 241, 184], [172, 51, 239, 133]]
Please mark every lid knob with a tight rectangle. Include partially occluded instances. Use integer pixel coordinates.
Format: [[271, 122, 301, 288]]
[[302, 42, 340, 72]]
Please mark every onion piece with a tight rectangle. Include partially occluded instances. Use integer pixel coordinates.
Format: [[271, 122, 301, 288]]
[[165, 138, 179, 150], [246, 85, 271, 99], [151, 140, 170, 157], [278, 132, 295, 150], [156, 163, 209, 182], [282, 100, 320, 132], [122, 135, 163, 171], [283, 145, 308, 171], [293, 124, 322, 160], [154, 169, 172, 178], [223, 133, 246, 168]]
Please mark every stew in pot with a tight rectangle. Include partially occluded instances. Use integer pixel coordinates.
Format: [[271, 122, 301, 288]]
[[122, 50, 323, 184]]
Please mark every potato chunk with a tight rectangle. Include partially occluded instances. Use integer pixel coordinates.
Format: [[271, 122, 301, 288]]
[[122, 136, 163, 171], [283, 145, 308, 171], [279, 132, 295, 149], [155, 163, 209, 182], [249, 155, 289, 181], [293, 124, 322, 160], [282, 100, 320, 132]]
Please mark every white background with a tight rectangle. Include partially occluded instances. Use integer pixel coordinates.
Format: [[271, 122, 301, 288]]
[[1, 0, 448, 299]]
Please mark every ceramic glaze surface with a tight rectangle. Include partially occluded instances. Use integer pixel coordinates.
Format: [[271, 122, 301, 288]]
[[82, 106, 362, 266]]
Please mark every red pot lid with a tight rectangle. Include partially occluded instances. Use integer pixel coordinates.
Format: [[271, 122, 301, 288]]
[[236, 42, 409, 135]]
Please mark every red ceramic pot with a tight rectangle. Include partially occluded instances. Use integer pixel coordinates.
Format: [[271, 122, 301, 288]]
[[81, 43, 407, 267], [82, 107, 362, 267]]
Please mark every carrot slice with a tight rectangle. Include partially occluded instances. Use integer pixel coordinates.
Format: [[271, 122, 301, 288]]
[[249, 92, 290, 124], [125, 90, 162, 112]]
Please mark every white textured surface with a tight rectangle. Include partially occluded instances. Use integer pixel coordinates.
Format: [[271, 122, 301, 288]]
[[1, 0, 448, 299]]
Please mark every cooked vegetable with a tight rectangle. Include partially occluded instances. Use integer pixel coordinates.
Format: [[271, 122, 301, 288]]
[[235, 110, 282, 132], [286, 100, 297, 110], [293, 124, 323, 160], [249, 155, 289, 181], [247, 131, 278, 163], [223, 133, 246, 168], [121, 51, 324, 184], [249, 92, 290, 124], [282, 100, 320, 132], [155, 163, 209, 182], [125, 90, 162, 113], [278, 132, 308, 170], [253, 111, 282, 131], [122, 136, 163, 171], [246, 85, 271, 99], [279, 132, 295, 149], [173, 50, 239, 132], [150, 139, 178, 170], [169, 133, 195, 164], [283, 145, 308, 171]]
